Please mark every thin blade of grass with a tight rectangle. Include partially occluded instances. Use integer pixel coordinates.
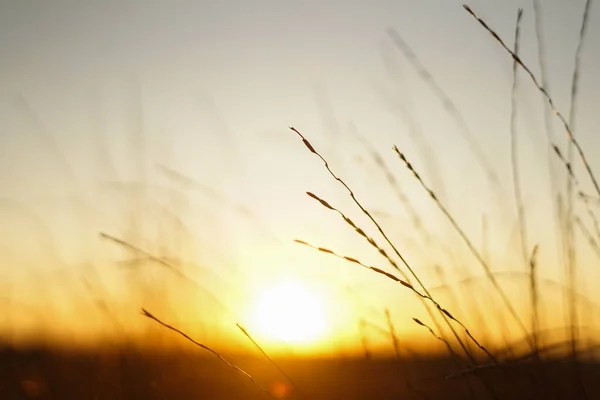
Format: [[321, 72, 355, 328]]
[[236, 323, 306, 399]]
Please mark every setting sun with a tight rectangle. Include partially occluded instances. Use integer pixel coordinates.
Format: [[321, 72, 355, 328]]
[[250, 280, 327, 344]]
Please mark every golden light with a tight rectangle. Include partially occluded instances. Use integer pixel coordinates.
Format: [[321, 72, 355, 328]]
[[250, 280, 327, 344]]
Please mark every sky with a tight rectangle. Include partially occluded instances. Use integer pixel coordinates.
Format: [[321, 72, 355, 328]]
[[1, 0, 600, 356]]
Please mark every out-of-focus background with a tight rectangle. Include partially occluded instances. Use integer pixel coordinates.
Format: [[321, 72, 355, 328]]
[[1, 0, 600, 398]]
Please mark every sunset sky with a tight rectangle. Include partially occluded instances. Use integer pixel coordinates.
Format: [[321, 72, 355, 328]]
[[1, 0, 599, 356]]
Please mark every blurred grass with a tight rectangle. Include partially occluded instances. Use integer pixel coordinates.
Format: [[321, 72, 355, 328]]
[[1, 1, 600, 399]]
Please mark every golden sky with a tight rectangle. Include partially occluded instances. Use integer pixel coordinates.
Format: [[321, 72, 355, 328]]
[[1, 0, 600, 356]]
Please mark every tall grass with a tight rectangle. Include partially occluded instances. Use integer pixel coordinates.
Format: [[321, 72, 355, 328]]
[[136, 2, 600, 398], [124, 2, 600, 398], [5, 2, 599, 399]]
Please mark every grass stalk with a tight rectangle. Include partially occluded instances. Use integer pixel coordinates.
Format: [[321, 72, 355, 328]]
[[575, 216, 600, 260], [385, 29, 501, 191], [141, 309, 277, 398], [413, 318, 462, 363], [529, 245, 540, 355], [509, 8, 529, 266], [393, 147, 531, 346], [565, 5, 593, 390], [291, 127, 482, 364], [384, 308, 400, 360], [294, 239, 496, 363], [359, 318, 371, 360], [236, 323, 306, 399], [552, 146, 600, 241], [463, 4, 600, 199], [347, 125, 431, 244]]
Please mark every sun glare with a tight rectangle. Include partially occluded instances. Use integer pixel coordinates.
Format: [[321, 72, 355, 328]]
[[251, 280, 327, 344]]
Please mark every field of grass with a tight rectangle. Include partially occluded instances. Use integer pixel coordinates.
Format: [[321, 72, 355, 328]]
[[2, 1, 600, 399]]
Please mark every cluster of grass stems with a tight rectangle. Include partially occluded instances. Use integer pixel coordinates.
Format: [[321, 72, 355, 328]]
[[85, 2, 599, 399]]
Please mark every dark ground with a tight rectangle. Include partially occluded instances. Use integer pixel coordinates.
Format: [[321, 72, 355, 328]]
[[1, 344, 600, 399]]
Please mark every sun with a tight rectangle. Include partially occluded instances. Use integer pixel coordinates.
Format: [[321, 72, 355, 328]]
[[250, 280, 327, 344]]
